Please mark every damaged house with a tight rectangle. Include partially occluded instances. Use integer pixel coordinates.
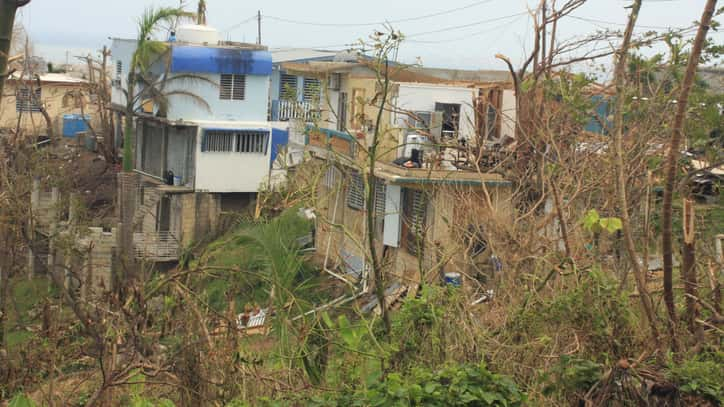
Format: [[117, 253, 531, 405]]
[[111, 24, 288, 261], [284, 60, 517, 298]]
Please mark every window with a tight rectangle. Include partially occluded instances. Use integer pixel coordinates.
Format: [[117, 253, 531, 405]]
[[201, 129, 269, 154], [434, 102, 461, 139], [351, 88, 366, 128], [16, 87, 41, 112], [346, 172, 365, 210], [475, 88, 502, 140], [280, 73, 297, 100], [402, 189, 428, 255], [303, 77, 321, 103], [374, 178, 386, 220], [220, 74, 245, 100], [337, 92, 348, 132], [116, 61, 122, 79], [323, 166, 341, 189]]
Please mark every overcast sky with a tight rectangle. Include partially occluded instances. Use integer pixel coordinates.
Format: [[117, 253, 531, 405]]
[[16, 0, 723, 71]]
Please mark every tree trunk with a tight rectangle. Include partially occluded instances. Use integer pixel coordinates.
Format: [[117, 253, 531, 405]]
[[0, 1, 30, 105], [661, 0, 717, 348], [367, 58, 392, 337], [611, 0, 661, 349]]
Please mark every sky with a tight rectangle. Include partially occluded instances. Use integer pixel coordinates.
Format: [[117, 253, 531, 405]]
[[15, 0, 724, 71]]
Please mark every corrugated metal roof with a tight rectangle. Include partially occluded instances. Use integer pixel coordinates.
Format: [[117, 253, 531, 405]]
[[9, 72, 87, 84], [270, 48, 340, 63]]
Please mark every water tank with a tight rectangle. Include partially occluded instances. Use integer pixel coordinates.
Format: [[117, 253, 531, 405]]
[[175, 24, 220, 45]]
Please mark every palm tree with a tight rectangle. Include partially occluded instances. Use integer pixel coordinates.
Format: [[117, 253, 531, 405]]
[[122, 6, 195, 172]]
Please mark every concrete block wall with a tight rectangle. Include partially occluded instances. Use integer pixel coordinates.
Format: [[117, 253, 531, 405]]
[[78, 227, 116, 297]]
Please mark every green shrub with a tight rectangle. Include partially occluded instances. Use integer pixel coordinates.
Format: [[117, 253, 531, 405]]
[[668, 352, 723, 403], [314, 363, 525, 406]]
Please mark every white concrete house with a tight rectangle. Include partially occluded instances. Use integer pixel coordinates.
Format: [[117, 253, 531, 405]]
[[110, 24, 288, 261]]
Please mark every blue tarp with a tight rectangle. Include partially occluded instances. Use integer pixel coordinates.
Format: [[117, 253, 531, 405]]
[[170, 46, 272, 75]]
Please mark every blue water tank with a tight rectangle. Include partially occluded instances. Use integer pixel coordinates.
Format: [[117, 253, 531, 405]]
[[62, 114, 91, 137]]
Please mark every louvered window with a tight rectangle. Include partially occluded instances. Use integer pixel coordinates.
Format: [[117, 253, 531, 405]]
[[403, 189, 428, 255], [303, 77, 320, 103], [280, 73, 298, 100], [220, 74, 245, 100], [374, 178, 386, 219], [116, 61, 122, 79], [202, 129, 268, 154], [16, 87, 41, 112], [346, 172, 365, 210]]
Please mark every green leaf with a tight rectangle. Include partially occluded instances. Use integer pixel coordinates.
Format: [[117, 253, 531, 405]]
[[599, 217, 623, 234], [582, 209, 600, 231], [8, 394, 37, 407]]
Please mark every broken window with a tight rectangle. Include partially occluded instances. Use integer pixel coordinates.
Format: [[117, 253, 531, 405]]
[[337, 92, 348, 132], [402, 189, 428, 256], [434, 102, 461, 139], [220, 74, 245, 100], [202, 129, 269, 154], [475, 88, 502, 140], [280, 73, 297, 100], [16, 87, 42, 112], [346, 172, 365, 210]]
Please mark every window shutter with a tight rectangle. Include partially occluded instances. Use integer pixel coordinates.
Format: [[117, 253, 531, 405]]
[[383, 185, 402, 247], [116, 61, 122, 79], [323, 166, 340, 189], [346, 172, 365, 210], [280, 73, 298, 100], [374, 178, 386, 219], [220, 74, 233, 100], [232, 74, 245, 100], [404, 189, 428, 255], [303, 77, 320, 103]]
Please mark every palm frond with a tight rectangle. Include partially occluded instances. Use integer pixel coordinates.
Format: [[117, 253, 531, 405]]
[[134, 6, 193, 71]]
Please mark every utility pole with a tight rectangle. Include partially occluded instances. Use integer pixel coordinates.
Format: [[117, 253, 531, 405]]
[[257, 10, 261, 45]]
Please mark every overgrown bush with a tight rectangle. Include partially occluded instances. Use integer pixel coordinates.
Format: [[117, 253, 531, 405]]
[[667, 351, 723, 404], [313, 363, 525, 406]]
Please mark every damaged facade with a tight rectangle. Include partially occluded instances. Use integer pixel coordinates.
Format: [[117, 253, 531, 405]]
[[284, 60, 517, 296], [111, 24, 289, 261]]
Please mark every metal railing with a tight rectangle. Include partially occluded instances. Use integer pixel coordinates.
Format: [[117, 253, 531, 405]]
[[276, 99, 320, 122], [133, 231, 180, 261]]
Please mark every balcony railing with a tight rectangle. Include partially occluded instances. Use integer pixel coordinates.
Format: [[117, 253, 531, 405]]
[[133, 231, 180, 262], [271, 99, 321, 122]]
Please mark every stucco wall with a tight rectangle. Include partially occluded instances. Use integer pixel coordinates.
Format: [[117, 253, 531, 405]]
[[193, 122, 273, 193], [395, 83, 477, 139], [0, 81, 96, 135], [164, 73, 270, 122]]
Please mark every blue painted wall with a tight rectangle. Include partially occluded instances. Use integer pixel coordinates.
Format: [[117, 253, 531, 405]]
[[171, 46, 272, 75]]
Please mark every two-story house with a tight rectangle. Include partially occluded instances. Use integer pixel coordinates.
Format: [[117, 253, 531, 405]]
[[111, 24, 288, 261], [281, 59, 517, 295]]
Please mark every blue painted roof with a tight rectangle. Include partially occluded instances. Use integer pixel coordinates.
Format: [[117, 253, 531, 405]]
[[170, 45, 272, 75]]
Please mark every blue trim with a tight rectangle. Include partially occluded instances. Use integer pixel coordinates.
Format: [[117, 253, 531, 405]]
[[171, 46, 272, 75]]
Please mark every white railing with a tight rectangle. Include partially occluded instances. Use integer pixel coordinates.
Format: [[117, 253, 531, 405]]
[[278, 99, 320, 122], [133, 231, 180, 261]]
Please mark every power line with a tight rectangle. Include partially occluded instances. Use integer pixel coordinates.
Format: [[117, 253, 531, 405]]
[[221, 14, 258, 33], [262, 0, 497, 27], [407, 14, 526, 44], [569, 15, 681, 30], [406, 12, 528, 38]]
